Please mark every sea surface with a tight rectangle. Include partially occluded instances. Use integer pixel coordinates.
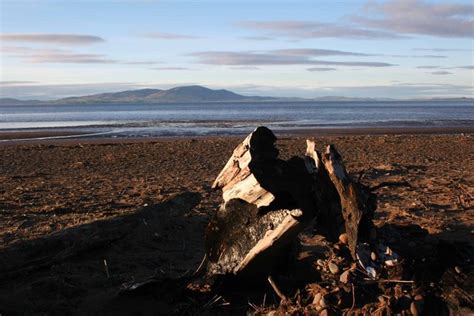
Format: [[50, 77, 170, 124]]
[[0, 101, 473, 138]]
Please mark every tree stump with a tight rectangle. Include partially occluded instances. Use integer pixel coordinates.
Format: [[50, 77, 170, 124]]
[[205, 126, 376, 278]]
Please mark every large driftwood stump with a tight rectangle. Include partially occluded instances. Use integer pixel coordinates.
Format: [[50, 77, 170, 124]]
[[205, 127, 376, 278]]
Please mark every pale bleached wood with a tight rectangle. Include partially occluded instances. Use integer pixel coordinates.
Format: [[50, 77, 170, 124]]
[[212, 127, 278, 209]]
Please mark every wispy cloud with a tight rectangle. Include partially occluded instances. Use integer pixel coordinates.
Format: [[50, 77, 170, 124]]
[[453, 65, 474, 70], [142, 32, 200, 40], [0, 81, 38, 85], [191, 50, 395, 67], [354, 0, 474, 38], [236, 20, 404, 40], [0, 33, 104, 45], [414, 48, 472, 52], [240, 36, 274, 41], [431, 71, 452, 75], [416, 65, 440, 69], [307, 67, 337, 72], [150, 67, 191, 70], [231, 66, 260, 70], [122, 61, 162, 65], [237, 1, 473, 40], [273, 48, 371, 57], [1, 46, 160, 65]]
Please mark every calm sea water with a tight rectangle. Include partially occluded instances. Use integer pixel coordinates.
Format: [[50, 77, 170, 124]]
[[0, 101, 473, 137]]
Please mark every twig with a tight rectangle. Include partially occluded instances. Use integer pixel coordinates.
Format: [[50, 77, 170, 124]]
[[204, 295, 222, 308], [103, 259, 110, 279], [380, 279, 415, 284], [193, 254, 207, 276], [362, 278, 415, 284], [350, 283, 355, 312], [267, 276, 287, 301]]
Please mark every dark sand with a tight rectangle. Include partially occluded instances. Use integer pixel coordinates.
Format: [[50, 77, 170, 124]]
[[0, 130, 473, 314]]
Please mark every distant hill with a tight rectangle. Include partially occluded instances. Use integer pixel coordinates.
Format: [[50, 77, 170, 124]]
[[1, 85, 472, 105], [0, 98, 43, 105]]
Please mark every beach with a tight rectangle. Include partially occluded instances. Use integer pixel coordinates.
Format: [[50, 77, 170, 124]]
[[0, 130, 473, 314]]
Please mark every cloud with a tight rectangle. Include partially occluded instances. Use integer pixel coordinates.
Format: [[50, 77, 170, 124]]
[[0, 33, 104, 45], [354, 0, 474, 38], [237, 1, 473, 40], [150, 67, 191, 70], [430, 71, 452, 75], [191, 50, 395, 67], [236, 20, 404, 39], [273, 48, 371, 57], [416, 65, 440, 69], [414, 48, 472, 52], [307, 67, 337, 72], [453, 65, 474, 70], [0, 81, 38, 85], [240, 36, 274, 41], [121, 61, 162, 65], [231, 66, 260, 70], [1, 46, 116, 63], [142, 32, 200, 40], [2, 46, 158, 65]]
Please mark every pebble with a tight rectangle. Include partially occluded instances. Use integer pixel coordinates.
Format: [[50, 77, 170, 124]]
[[339, 270, 350, 283], [366, 266, 377, 278], [371, 251, 377, 261], [320, 309, 329, 316], [316, 259, 325, 267], [455, 266, 462, 274], [328, 262, 340, 274], [339, 233, 348, 245]]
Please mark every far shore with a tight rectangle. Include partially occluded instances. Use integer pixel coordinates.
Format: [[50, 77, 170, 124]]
[[1, 125, 474, 146]]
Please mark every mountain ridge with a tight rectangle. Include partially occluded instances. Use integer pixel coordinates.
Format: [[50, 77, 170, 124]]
[[1, 85, 472, 105]]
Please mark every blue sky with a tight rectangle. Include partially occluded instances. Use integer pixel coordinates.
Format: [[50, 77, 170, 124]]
[[0, 0, 473, 100]]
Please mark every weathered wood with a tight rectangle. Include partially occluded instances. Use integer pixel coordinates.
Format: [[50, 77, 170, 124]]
[[206, 127, 376, 278], [206, 199, 304, 275], [320, 144, 375, 257], [212, 126, 278, 208]]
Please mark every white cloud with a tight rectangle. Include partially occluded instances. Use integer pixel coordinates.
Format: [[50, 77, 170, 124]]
[[0, 33, 105, 44]]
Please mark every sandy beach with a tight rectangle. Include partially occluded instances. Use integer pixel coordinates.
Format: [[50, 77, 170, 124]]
[[0, 130, 473, 314]]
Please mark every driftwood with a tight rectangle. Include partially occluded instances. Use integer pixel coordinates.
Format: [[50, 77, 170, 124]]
[[205, 126, 375, 278], [307, 141, 376, 257]]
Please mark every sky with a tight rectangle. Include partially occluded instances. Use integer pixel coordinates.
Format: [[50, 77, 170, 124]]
[[0, 0, 473, 100]]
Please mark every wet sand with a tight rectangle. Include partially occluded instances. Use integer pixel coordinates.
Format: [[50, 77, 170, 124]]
[[0, 130, 473, 314]]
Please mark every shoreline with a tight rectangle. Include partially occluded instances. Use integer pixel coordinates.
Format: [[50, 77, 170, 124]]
[[1, 125, 473, 146]]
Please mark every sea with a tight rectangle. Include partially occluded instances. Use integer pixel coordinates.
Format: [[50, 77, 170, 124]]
[[0, 101, 473, 139]]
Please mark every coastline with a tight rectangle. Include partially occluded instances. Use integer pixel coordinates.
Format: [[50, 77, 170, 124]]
[[1, 125, 473, 146]]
